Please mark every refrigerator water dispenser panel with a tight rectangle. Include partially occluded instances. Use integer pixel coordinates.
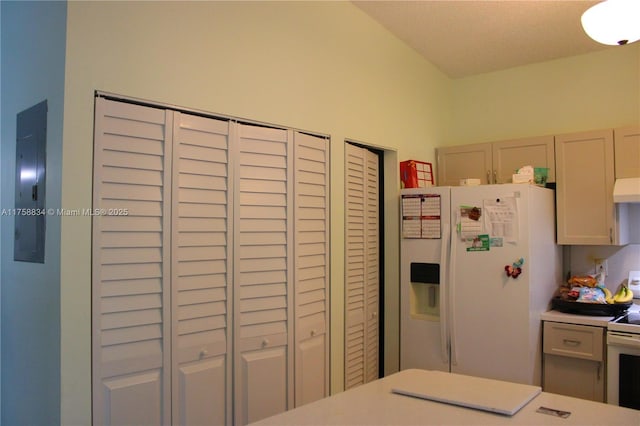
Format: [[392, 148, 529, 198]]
[[410, 263, 440, 320]]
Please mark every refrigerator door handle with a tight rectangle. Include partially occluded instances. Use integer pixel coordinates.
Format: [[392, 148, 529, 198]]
[[440, 223, 450, 365], [449, 223, 458, 367]]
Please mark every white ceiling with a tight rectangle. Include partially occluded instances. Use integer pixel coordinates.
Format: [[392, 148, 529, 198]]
[[352, 0, 611, 78]]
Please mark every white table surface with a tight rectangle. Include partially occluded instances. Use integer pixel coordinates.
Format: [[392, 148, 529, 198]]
[[250, 369, 640, 426]]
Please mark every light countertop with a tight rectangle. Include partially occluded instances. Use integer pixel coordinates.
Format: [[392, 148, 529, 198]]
[[541, 310, 614, 327], [541, 301, 640, 327]]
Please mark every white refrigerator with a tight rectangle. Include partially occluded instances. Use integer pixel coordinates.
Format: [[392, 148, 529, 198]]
[[400, 184, 561, 386]]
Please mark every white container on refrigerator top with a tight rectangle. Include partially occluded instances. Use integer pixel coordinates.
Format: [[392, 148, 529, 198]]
[[400, 184, 562, 386]]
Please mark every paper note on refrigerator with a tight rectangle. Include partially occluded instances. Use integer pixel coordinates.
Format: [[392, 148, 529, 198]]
[[483, 197, 519, 242], [402, 194, 441, 239], [459, 206, 483, 240]]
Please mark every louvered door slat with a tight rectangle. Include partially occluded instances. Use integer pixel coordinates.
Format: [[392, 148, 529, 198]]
[[92, 98, 172, 425]]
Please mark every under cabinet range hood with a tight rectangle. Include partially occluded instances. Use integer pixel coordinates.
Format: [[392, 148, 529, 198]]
[[613, 177, 640, 203]]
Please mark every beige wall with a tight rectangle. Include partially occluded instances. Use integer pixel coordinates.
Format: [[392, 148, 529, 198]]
[[449, 44, 640, 145], [61, 2, 451, 423]]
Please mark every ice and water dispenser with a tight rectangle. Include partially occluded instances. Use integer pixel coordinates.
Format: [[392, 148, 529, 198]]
[[409, 262, 440, 320]]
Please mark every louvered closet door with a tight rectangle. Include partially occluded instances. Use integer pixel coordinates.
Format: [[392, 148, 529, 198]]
[[171, 112, 232, 426], [92, 98, 172, 425], [293, 132, 330, 407], [344, 144, 379, 390], [363, 150, 379, 383], [234, 123, 292, 425]]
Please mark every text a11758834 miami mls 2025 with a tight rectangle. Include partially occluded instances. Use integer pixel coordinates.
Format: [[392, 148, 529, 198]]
[[0, 207, 129, 217]]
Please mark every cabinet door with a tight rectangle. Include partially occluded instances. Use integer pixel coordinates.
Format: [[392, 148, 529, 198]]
[[614, 126, 640, 178], [436, 143, 492, 185], [544, 355, 605, 402], [555, 129, 616, 245], [233, 123, 292, 425], [293, 132, 329, 406], [542, 322, 605, 402], [172, 113, 232, 425], [492, 135, 555, 184], [92, 98, 172, 425]]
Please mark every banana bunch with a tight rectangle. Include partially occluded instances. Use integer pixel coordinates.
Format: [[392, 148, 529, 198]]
[[613, 283, 633, 303], [603, 287, 615, 304]]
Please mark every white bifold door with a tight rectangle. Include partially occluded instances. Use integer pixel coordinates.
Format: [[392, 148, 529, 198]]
[[92, 97, 329, 426], [344, 143, 380, 390]]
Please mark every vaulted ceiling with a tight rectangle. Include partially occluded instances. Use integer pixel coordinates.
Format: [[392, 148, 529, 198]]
[[352, 1, 611, 78]]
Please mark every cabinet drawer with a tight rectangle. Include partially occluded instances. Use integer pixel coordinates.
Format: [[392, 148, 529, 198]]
[[543, 321, 604, 361]]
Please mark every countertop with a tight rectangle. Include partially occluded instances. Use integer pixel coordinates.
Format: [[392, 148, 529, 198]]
[[541, 310, 615, 327], [541, 301, 640, 327], [250, 369, 640, 425]]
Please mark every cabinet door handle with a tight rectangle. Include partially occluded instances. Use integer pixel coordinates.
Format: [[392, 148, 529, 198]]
[[493, 170, 497, 184], [597, 362, 602, 381], [610, 228, 613, 244], [486, 170, 491, 184], [563, 338, 581, 346]]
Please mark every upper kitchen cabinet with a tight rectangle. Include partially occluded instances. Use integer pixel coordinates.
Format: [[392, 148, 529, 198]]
[[492, 136, 555, 184], [614, 126, 640, 178], [436, 143, 492, 186], [555, 129, 628, 245], [436, 136, 555, 186]]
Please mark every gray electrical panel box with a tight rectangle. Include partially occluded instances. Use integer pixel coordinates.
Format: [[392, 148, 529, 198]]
[[14, 100, 47, 263]]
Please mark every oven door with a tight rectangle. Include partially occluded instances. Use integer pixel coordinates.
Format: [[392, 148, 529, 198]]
[[607, 331, 640, 409]]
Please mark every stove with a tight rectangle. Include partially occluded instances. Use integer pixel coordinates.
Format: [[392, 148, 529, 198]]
[[607, 303, 640, 409], [608, 310, 640, 334]]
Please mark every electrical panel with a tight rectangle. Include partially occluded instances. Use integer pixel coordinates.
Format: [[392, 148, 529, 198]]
[[14, 100, 47, 263]]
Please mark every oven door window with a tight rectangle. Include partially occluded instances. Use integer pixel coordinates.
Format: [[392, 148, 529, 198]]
[[619, 354, 640, 410]]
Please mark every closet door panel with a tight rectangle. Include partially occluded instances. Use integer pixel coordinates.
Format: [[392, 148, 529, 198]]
[[295, 333, 326, 407], [344, 144, 379, 390], [177, 356, 226, 426], [234, 123, 292, 425], [240, 347, 288, 425], [103, 371, 162, 426], [364, 150, 379, 383], [172, 112, 232, 425], [92, 97, 172, 425], [345, 144, 366, 390], [294, 132, 329, 406]]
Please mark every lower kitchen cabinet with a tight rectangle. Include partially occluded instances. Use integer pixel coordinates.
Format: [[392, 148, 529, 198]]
[[543, 321, 605, 402]]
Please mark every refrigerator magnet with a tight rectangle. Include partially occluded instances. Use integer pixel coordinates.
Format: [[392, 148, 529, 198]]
[[466, 234, 490, 252], [505, 257, 525, 278], [490, 237, 503, 247]]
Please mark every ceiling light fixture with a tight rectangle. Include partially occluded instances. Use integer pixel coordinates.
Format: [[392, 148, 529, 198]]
[[581, 0, 640, 45]]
